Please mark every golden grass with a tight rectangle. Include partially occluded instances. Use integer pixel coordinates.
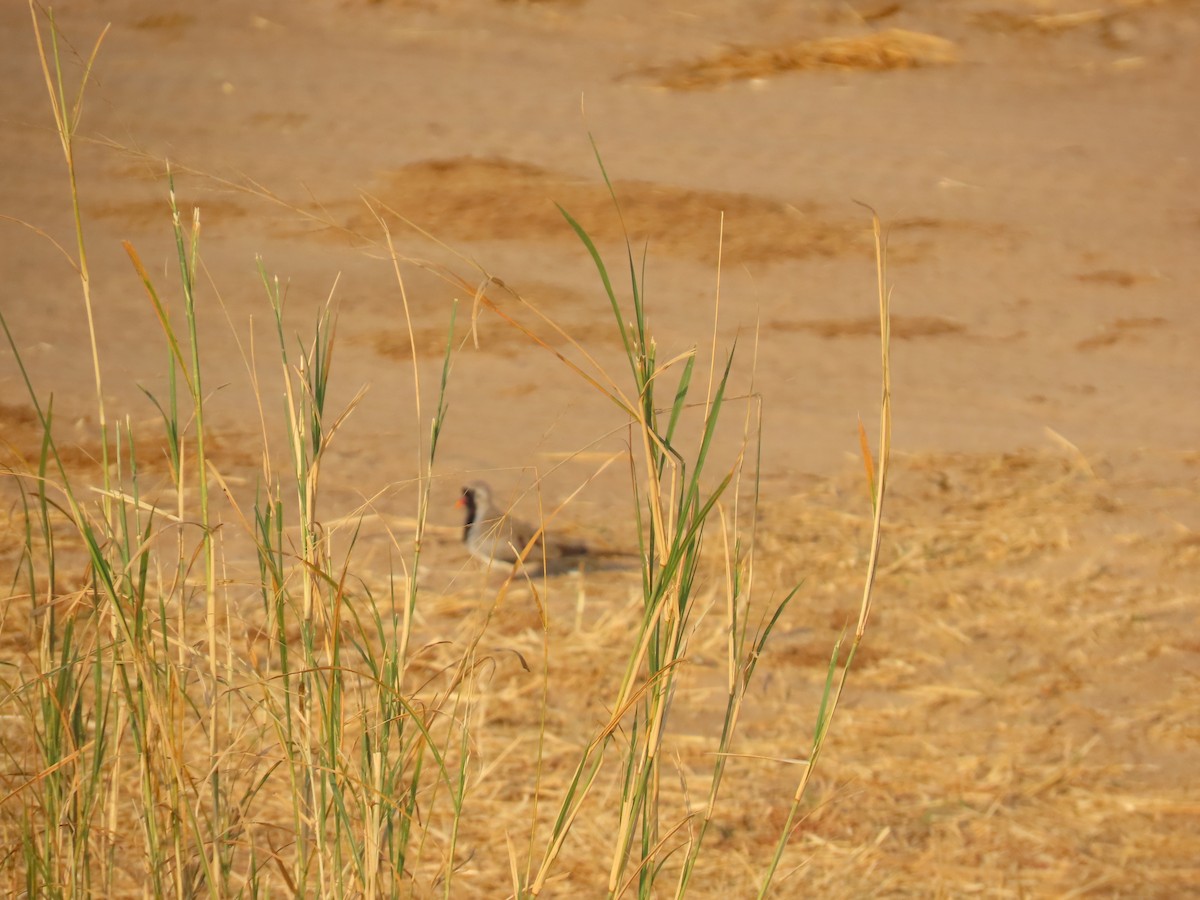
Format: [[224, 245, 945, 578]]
[[5, 443, 1192, 895], [974, 9, 1114, 36], [422, 447, 1198, 895], [643, 29, 957, 90]]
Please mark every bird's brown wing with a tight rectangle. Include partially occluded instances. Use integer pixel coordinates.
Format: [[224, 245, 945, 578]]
[[506, 516, 590, 563], [490, 515, 544, 564]]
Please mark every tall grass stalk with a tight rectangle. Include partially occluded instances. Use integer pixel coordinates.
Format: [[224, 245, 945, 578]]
[[27, 4, 110, 500], [478, 141, 795, 898], [756, 209, 892, 896]]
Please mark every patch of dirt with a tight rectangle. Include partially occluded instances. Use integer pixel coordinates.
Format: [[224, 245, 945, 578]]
[[1076, 316, 1169, 350], [767, 314, 967, 339], [346, 157, 873, 266]]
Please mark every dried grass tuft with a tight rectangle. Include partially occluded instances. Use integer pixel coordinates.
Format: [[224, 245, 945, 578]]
[[643, 28, 957, 90]]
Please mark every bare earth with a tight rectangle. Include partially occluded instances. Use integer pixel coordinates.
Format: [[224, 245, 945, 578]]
[[1, 0, 1198, 896]]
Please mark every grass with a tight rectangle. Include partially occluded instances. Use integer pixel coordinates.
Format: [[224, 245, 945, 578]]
[[0, 8, 895, 898]]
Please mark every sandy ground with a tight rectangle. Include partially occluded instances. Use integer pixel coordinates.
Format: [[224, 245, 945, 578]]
[[2, 0, 1198, 895]]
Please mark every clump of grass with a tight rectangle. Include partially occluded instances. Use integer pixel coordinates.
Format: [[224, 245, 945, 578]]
[[4, 9, 467, 896], [642, 29, 957, 89], [0, 8, 891, 897], [462, 141, 892, 897]]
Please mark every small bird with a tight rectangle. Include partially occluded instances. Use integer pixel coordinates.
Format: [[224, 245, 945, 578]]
[[457, 480, 592, 572]]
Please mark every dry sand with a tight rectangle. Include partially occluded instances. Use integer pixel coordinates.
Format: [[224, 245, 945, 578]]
[[1, 0, 1198, 895]]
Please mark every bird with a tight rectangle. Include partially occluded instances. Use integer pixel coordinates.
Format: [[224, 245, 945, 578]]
[[457, 480, 595, 572]]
